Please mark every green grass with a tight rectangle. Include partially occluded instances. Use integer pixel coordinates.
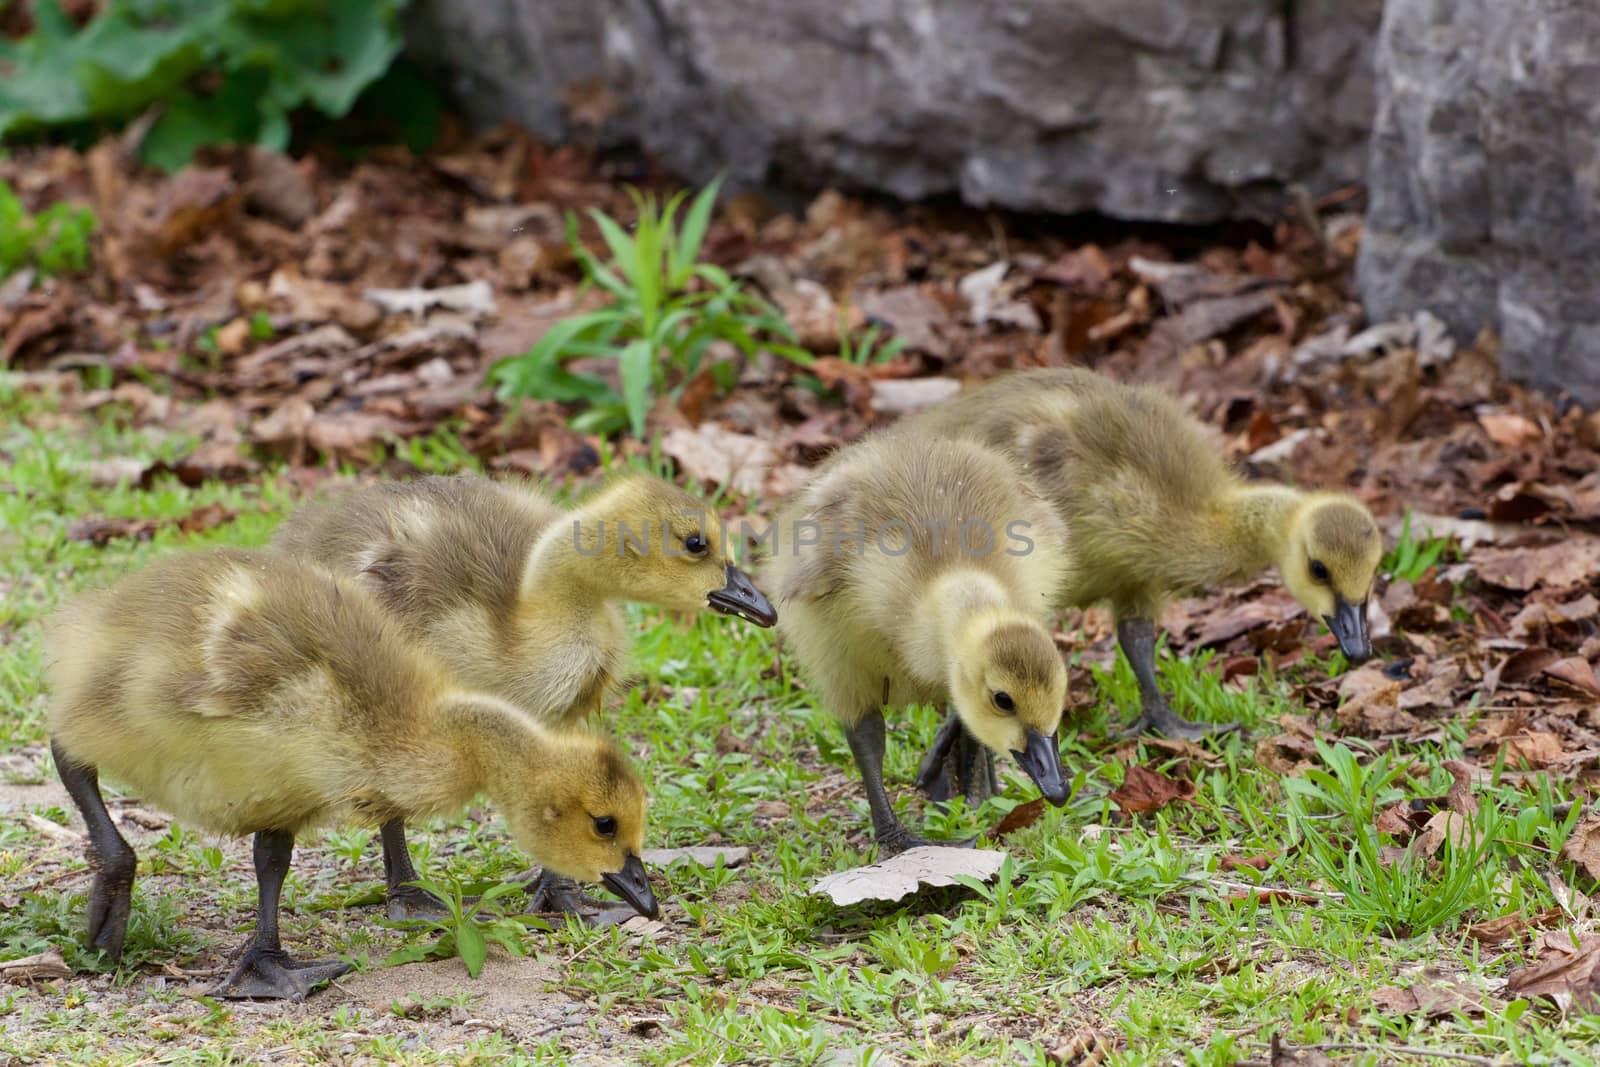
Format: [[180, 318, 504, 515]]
[[1, 380, 1596, 1064]]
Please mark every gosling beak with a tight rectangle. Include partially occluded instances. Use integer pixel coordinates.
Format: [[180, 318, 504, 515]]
[[707, 563, 777, 627], [1010, 729, 1070, 807], [1323, 597, 1372, 662], [600, 853, 659, 919]]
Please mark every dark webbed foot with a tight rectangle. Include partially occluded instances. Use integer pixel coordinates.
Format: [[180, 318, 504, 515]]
[[385, 883, 462, 923], [212, 947, 351, 1001], [524, 870, 610, 918], [1119, 701, 1239, 741], [915, 712, 998, 807], [85, 853, 136, 959]]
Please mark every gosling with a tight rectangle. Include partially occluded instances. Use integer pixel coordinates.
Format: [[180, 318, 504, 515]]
[[46, 549, 657, 1000], [764, 434, 1070, 855], [273, 473, 774, 916], [896, 366, 1381, 741]]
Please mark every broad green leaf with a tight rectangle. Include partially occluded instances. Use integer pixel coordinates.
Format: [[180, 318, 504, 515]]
[[455, 920, 487, 979], [671, 177, 721, 287], [619, 339, 655, 437], [478, 881, 522, 902], [590, 210, 639, 288]]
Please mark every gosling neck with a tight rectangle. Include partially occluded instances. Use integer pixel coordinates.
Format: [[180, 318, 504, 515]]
[[521, 502, 627, 608], [908, 568, 1016, 683], [403, 694, 553, 819], [1214, 484, 1306, 581]]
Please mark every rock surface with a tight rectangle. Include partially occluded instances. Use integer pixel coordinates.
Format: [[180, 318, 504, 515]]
[[1358, 0, 1600, 404], [406, 0, 1380, 223]]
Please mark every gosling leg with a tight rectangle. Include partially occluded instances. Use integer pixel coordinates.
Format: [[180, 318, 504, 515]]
[[914, 711, 998, 807], [52, 741, 136, 962], [913, 711, 963, 803], [844, 709, 975, 857], [379, 819, 454, 922], [213, 830, 350, 1001], [1116, 618, 1236, 740]]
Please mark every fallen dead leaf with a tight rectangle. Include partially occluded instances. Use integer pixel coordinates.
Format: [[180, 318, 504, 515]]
[[1478, 411, 1543, 448], [991, 798, 1046, 840], [661, 424, 775, 497], [1269, 1034, 1336, 1067], [1220, 853, 1274, 872], [810, 846, 1007, 906], [1370, 968, 1487, 1018], [1546, 657, 1600, 699], [1333, 681, 1419, 735], [1109, 764, 1197, 815], [1475, 541, 1600, 593], [1467, 908, 1565, 946], [1502, 732, 1565, 770], [640, 846, 751, 870], [1561, 815, 1600, 883], [1504, 932, 1600, 1012], [1044, 1025, 1116, 1066], [66, 515, 160, 545]]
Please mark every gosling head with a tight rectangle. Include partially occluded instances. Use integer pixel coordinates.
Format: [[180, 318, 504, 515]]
[[564, 475, 776, 626], [501, 733, 658, 918], [949, 617, 1070, 806], [1280, 495, 1382, 662]]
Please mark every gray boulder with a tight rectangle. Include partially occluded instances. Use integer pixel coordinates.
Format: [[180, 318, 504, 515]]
[[1358, 0, 1600, 404], [406, 0, 1380, 224]]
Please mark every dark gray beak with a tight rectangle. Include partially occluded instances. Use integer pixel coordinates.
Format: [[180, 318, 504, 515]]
[[707, 563, 777, 627], [1323, 597, 1372, 662], [1010, 729, 1070, 807], [600, 853, 659, 919]]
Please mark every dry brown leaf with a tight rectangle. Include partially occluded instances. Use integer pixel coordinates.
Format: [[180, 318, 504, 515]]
[[1269, 1034, 1336, 1067], [1109, 764, 1197, 815], [1413, 810, 1482, 856], [66, 515, 159, 545], [1475, 541, 1600, 593], [1220, 853, 1274, 872], [1504, 932, 1600, 1011], [1503, 732, 1565, 769], [1561, 815, 1600, 882], [661, 424, 775, 497], [1478, 411, 1543, 448], [1045, 1025, 1116, 1066], [1334, 681, 1420, 735], [1546, 657, 1600, 699], [1370, 969, 1487, 1018], [1467, 908, 1564, 946], [991, 798, 1046, 840], [1500, 647, 1563, 686], [1442, 759, 1480, 817]]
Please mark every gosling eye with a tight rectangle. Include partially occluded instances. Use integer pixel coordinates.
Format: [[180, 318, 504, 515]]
[[683, 533, 708, 557], [592, 815, 618, 839], [992, 691, 1016, 715], [1309, 559, 1330, 583]]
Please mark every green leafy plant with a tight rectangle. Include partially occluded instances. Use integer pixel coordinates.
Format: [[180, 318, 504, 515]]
[[0, 0, 410, 172], [0, 179, 96, 279], [1383, 509, 1452, 583], [384, 875, 547, 979], [489, 178, 809, 437], [1284, 740, 1497, 937], [837, 310, 906, 367]]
